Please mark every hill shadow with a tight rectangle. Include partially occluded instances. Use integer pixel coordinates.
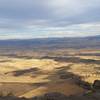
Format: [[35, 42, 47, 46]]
[[5, 68, 43, 77], [41, 56, 100, 64]]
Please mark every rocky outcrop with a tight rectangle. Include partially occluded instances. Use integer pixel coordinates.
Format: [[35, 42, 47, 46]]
[[92, 80, 100, 91], [31, 92, 100, 100], [33, 92, 68, 100]]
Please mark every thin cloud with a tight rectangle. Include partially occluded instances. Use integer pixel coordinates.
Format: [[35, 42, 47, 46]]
[[0, 0, 100, 39]]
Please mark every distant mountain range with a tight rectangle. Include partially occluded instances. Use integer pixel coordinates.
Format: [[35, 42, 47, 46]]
[[0, 35, 100, 50]]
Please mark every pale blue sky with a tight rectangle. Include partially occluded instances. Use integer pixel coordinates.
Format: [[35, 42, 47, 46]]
[[0, 0, 100, 39]]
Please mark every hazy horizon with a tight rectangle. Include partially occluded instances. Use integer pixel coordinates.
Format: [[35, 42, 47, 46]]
[[0, 34, 99, 40]]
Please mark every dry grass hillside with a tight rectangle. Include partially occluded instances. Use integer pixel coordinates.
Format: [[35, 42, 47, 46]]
[[0, 37, 100, 99], [0, 48, 100, 98]]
